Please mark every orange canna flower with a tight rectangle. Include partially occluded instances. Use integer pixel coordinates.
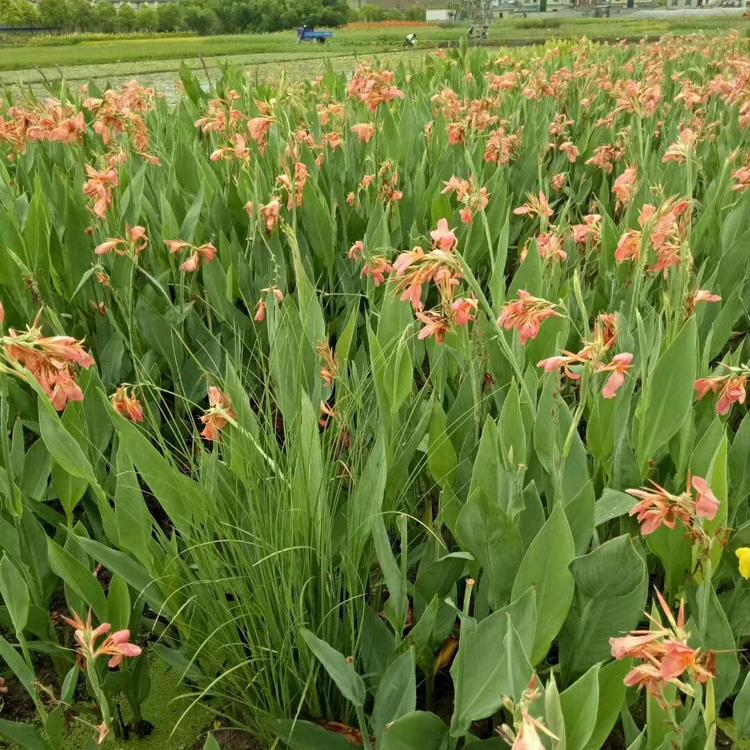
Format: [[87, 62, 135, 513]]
[[348, 240, 364, 261], [111, 386, 144, 423], [200, 387, 235, 442], [4, 322, 95, 411], [498, 291, 561, 345], [451, 297, 478, 327], [260, 199, 282, 233], [612, 166, 638, 210], [429, 218, 458, 252], [350, 123, 376, 143], [597, 352, 633, 399]]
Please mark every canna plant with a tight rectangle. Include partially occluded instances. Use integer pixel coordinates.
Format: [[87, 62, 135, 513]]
[[1, 29, 750, 750]]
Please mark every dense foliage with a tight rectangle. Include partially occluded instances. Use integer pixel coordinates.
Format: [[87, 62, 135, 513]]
[[0, 0, 352, 34], [2, 30, 750, 750]]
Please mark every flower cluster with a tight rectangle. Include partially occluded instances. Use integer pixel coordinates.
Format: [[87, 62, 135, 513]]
[[200, 387, 236, 442], [62, 610, 142, 670], [347, 65, 405, 112], [441, 175, 490, 225], [627, 475, 719, 544], [538, 313, 633, 399], [95, 225, 149, 258], [610, 591, 715, 710], [3, 315, 95, 411], [390, 219, 477, 343], [615, 197, 692, 276], [695, 368, 748, 415], [498, 291, 561, 345], [111, 386, 144, 423], [165, 239, 218, 273]]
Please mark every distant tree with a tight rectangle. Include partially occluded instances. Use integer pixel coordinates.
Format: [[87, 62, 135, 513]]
[[116, 1, 136, 31], [358, 3, 387, 21], [182, 3, 218, 34], [0, 0, 40, 26], [38, 0, 72, 28], [68, 0, 93, 29], [156, 1, 183, 30], [92, 0, 117, 31], [135, 4, 157, 29], [404, 5, 425, 20]]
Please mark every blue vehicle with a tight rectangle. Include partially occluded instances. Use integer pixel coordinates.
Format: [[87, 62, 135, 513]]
[[297, 26, 333, 43]]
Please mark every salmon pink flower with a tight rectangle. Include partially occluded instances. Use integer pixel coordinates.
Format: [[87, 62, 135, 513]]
[[430, 219, 458, 252], [559, 141, 579, 162], [61, 610, 142, 670], [247, 116, 273, 150], [598, 352, 633, 399], [615, 230, 642, 263], [551, 173, 567, 192], [111, 386, 144, 423], [696, 373, 747, 415], [691, 476, 719, 520], [200, 387, 235, 442], [0, 302, 4, 326], [498, 291, 561, 345], [348, 240, 364, 261], [361, 257, 393, 287], [351, 123, 375, 143], [513, 191, 553, 220], [416, 311, 449, 344], [3, 321, 95, 411], [451, 297, 478, 326], [612, 166, 637, 210], [260, 199, 281, 233], [571, 214, 601, 246]]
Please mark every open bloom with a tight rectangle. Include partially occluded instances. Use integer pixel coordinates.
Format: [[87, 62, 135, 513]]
[[612, 166, 637, 210], [3, 320, 95, 411], [95, 225, 148, 257], [200, 387, 236, 442], [597, 352, 633, 399], [166, 240, 218, 273], [694, 373, 748, 415], [62, 611, 142, 670], [610, 591, 715, 709], [111, 386, 144, 423], [351, 123, 375, 143], [498, 291, 561, 345], [513, 191, 553, 220], [627, 474, 719, 540], [430, 218, 458, 252]]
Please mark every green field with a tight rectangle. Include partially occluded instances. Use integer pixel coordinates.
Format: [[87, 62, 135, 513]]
[[0, 14, 746, 81]]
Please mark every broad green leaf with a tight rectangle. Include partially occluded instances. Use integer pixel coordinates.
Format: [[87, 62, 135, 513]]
[[382, 712, 448, 750], [273, 720, 354, 750], [559, 535, 647, 677], [450, 601, 534, 736], [635, 318, 697, 471], [511, 503, 575, 664], [0, 555, 29, 635], [47, 538, 108, 624], [584, 659, 632, 750], [559, 663, 600, 750], [456, 489, 523, 610], [300, 629, 366, 707], [372, 649, 417, 741]]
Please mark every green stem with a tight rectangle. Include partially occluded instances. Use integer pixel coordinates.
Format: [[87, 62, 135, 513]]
[[355, 705, 373, 750]]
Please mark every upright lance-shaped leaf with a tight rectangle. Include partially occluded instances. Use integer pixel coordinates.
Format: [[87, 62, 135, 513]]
[[456, 488, 523, 611], [450, 592, 536, 737], [381, 712, 448, 750], [634, 317, 697, 472], [511, 502, 575, 664], [559, 663, 600, 750], [559, 535, 647, 678], [372, 649, 416, 742], [0, 555, 29, 636], [300, 629, 366, 707]]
